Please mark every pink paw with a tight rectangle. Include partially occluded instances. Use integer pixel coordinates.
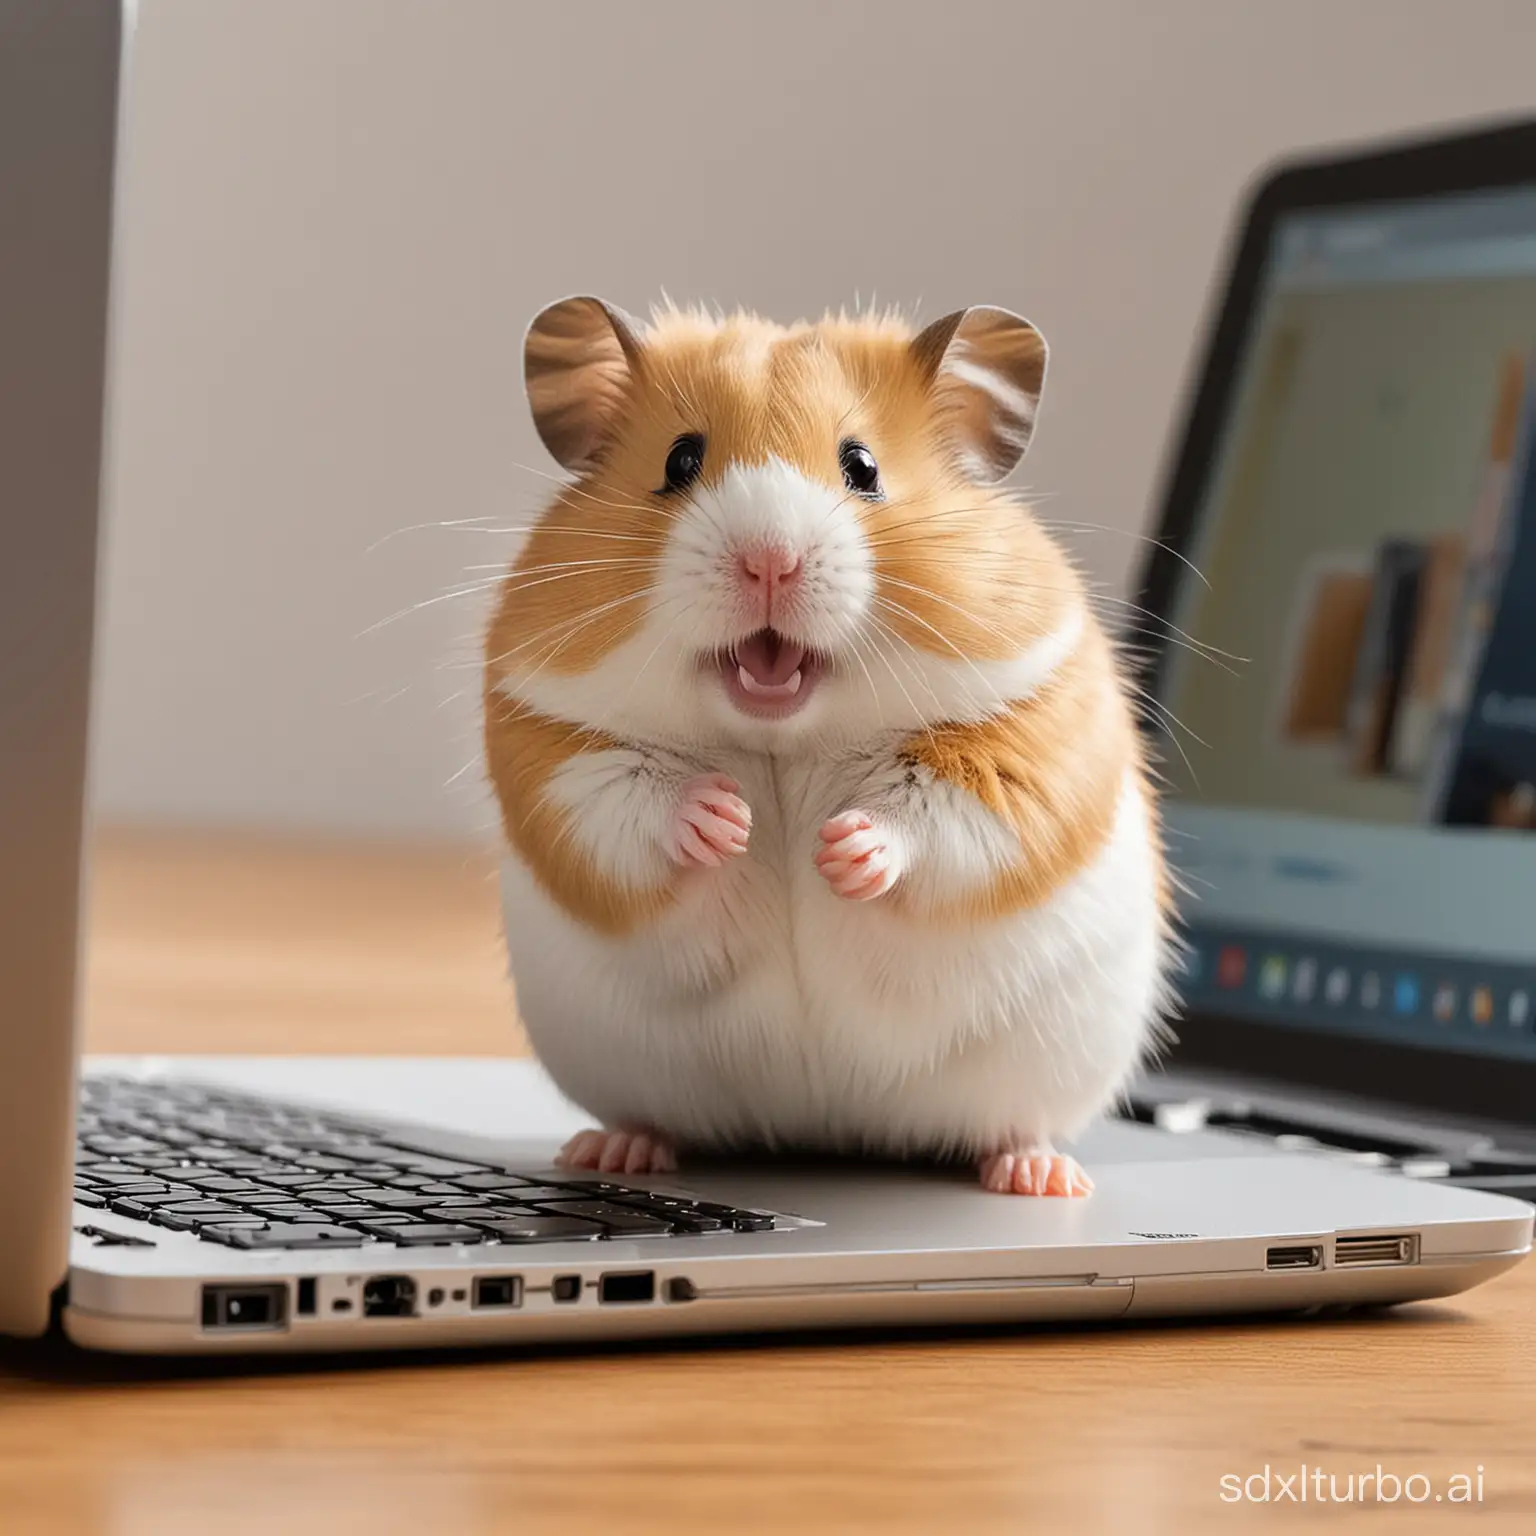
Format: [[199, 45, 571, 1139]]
[[978, 1146, 1094, 1197], [814, 810, 902, 900], [556, 1127, 678, 1176], [668, 773, 751, 868]]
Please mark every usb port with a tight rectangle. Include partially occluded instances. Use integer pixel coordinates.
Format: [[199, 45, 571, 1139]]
[[200, 1283, 288, 1331], [472, 1275, 522, 1309], [1266, 1244, 1322, 1271], [1335, 1234, 1418, 1267], [598, 1271, 655, 1305]]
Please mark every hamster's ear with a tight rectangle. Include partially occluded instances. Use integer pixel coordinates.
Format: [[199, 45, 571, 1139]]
[[910, 306, 1048, 482], [524, 295, 646, 473]]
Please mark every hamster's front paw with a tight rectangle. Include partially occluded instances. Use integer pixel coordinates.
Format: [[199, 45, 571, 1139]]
[[667, 773, 752, 868], [978, 1143, 1094, 1197], [814, 810, 904, 900], [557, 1127, 678, 1176]]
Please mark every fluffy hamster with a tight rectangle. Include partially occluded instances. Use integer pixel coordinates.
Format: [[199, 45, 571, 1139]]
[[483, 297, 1172, 1195]]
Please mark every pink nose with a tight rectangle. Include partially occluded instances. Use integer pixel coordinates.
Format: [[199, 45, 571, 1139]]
[[737, 545, 803, 595]]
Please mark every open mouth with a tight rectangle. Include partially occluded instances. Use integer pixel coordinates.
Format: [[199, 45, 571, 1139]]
[[717, 628, 822, 719]]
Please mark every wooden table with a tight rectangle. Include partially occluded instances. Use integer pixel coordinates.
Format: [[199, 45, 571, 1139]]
[[2, 829, 1532, 1535]]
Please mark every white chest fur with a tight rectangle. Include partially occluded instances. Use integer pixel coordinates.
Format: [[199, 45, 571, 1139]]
[[500, 750, 1167, 1160]]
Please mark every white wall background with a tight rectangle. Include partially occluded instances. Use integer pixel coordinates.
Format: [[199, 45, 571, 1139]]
[[93, 0, 1536, 841]]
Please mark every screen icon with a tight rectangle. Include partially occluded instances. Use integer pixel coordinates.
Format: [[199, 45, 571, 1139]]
[[1217, 946, 1247, 990], [1292, 958, 1318, 1003], [1511, 990, 1531, 1029], [1393, 975, 1420, 1015], [1470, 986, 1494, 1026], [1258, 956, 1288, 999], [1432, 983, 1457, 1023], [1359, 971, 1382, 1009], [1324, 966, 1350, 1005]]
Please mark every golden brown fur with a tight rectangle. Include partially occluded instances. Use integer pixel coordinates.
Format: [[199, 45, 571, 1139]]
[[482, 692, 671, 935], [897, 620, 1138, 918], [484, 307, 1075, 690], [485, 303, 1159, 928]]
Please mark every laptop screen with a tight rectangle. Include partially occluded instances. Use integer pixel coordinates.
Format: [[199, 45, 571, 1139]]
[[1160, 183, 1536, 1064]]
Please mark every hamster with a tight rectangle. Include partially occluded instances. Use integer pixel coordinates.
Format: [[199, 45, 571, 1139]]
[[483, 296, 1173, 1196]]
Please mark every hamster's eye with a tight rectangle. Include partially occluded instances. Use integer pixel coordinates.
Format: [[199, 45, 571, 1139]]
[[660, 434, 705, 494], [839, 439, 881, 497]]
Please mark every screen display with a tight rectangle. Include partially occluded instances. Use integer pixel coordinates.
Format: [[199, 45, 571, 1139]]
[[1160, 184, 1536, 1062]]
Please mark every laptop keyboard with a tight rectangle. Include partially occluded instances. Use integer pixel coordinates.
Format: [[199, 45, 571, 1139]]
[[1119, 1090, 1536, 1199], [73, 1076, 779, 1250]]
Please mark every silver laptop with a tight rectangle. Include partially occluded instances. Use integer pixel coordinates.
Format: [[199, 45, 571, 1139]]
[[1, 4, 1529, 1355]]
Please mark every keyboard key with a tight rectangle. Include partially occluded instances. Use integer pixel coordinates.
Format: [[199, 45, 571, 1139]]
[[383, 1156, 491, 1178], [350, 1222, 486, 1246], [468, 1216, 605, 1243], [419, 1205, 526, 1223], [727, 1212, 775, 1232], [351, 1191, 458, 1210], [72, 1189, 107, 1208], [107, 1190, 196, 1211], [444, 1173, 530, 1191], [536, 1201, 676, 1237], [84, 1135, 165, 1156], [148, 1210, 199, 1231], [179, 1174, 269, 1194], [88, 1168, 164, 1186], [485, 1184, 582, 1203], [156, 1200, 255, 1218], [212, 1224, 371, 1250]]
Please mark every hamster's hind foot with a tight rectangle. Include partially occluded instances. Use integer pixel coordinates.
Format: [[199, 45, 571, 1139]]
[[557, 1126, 679, 1176], [814, 810, 903, 900], [978, 1144, 1094, 1197], [667, 773, 752, 868]]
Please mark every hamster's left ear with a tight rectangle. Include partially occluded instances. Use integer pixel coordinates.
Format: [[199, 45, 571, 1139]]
[[910, 306, 1048, 482], [524, 295, 647, 473]]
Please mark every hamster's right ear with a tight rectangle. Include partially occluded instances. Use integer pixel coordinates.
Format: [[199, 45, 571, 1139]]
[[910, 306, 1048, 482], [524, 295, 646, 473]]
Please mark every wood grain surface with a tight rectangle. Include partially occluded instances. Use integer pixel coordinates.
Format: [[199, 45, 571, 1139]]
[[1, 827, 1530, 1535]]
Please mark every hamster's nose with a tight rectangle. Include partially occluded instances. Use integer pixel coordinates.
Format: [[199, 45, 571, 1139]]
[[737, 544, 803, 604]]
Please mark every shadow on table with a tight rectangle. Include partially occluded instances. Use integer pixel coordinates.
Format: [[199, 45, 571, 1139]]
[[0, 1296, 1474, 1391]]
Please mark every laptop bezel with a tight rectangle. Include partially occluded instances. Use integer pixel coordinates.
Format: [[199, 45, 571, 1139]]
[[0, 0, 123, 1340], [1132, 116, 1536, 1130]]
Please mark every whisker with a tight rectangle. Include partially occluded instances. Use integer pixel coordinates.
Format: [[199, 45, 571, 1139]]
[[359, 579, 508, 637]]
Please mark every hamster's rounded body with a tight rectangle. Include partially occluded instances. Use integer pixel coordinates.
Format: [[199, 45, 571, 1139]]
[[504, 751, 1161, 1160], [485, 300, 1173, 1194]]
